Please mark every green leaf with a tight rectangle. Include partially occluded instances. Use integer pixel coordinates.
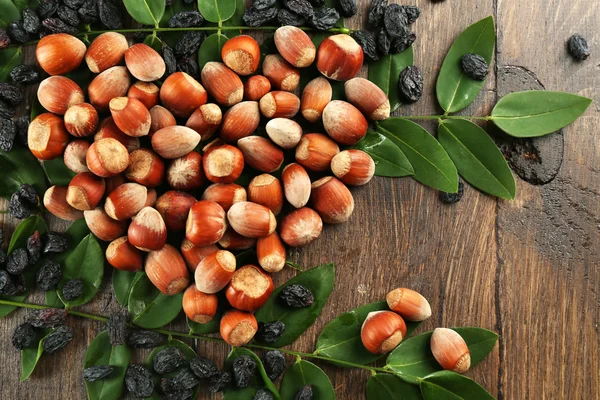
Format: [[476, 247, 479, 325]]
[[351, 130, 414, 178], [128, 272, 183, 329], [42, 158, 76, 186], [0, 47, 24, 81], [198, 33, 228, 70], [367, 374, 423, 400], [438, 119, 515, 199], [11, 0, 34, 13], [145, 339, 198, 400], [57, 234, 104, 307], [187, 315, 220, 334], [0, 146, 48, 201], [144, 33, 163, 52], [376, 118, 458, 192], [255, 264, 335, 347], [123, 0, 165, 26], [222, 0, 244, 28], [280, 359, 335, 400], [8, 215, 48, 253], [112, 270, 144, 307], [197, 0, 236, 23], [0, 0, 21, 28], [315, 301, 421, 366], [368, 47, 414, 112], [386, 328, 498, 383], [420, 371, 495, 400], [84, 331, 132, 400], [490, 90, 593, 137], [45, 290, 64, 308], [436, 16, 495, 113], [21, 328, 52, 381], [223, 348, 280, 400]]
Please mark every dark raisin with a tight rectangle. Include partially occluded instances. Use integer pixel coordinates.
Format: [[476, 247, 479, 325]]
[[12, 322, 37, 350], [29, 308, 67, 328], [42, 18, 78, 34], [0, 270, 15, 295], [309, 0, 325, 6], [0, 82, 24, 106], [253, 0, 277, 10], [127, 329, 166, 348], [108, 312, 128, 346], [98, 0, 123, 29], [233, 355, 257, 388], [295, 384, 313, 400], [175, 31, 205, 57], [0, 29, 10, 49], [43, 232, 68, 254], [160, 377, 180, 394], [43, 325, 73, 353], [9, 192, 33, 220], [190, 356, 218, 379], [78, 0, 99, 24], [461, 53, 489, 81], [339, 0, 357, 17], [390, 32, 416, 54], [0, 100, 15, 119], [153, 347, 186, 374], [254, 389, 275, 400], [256, 321, 286, 343], [243, 7, 278, 27], [163, 388, 193, 400], [26, 231, 42, 265], [0, 249, 6, 265], [162, 45, 177, 77], [83, 365, 114, 382], [64, 0, 85, 8], [401, 5, 420, 24], [0, 118, 17, 152], [351, 30, 379, 61], [169, 11, 204, 28], [567, 34, 590, 61], [133, 26, 152, 43], [384, 4, 409, 38], [38, 2, 59, 19], [263, 350, 285, 381], [22, 8, 41, 34], [62, 278, 83, 301], [277, 9, 306, 26], [6, 248, 28, 275], [10, 65, 40, 85], [7, 21, 30, 44], [19, 184, 38, 205], [208, 370, 231, 393], [36, 261, 62, 291], [310, 7, 340, 31], [279, 284, 315, 307], [440, 181, 465, 204], [367, 0, 387, 29], [398, 65, 423, 103], [173, 368, 200, 390], [16, 115, 29, 146], [57, 6, 81, 27], [176, 56, 199, 77], [377, 29, 391, 56], [125, 364, 154, 398], [283, 0, 314, 18]]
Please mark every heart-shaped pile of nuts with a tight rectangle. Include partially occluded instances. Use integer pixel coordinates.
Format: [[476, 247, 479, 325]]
[[31, 26, 391, 346]]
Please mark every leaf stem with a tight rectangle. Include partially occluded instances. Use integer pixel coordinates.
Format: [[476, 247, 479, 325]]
[[401, 115, 491, 121]]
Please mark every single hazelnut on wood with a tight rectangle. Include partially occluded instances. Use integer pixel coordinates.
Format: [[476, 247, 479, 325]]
[[186, 200, 228, 247], [310, 176, 355, 224], [83, 208, 127, 242], [149, 105, 177, 136], [160, 72, 208, 118], [317, 34, 364, 81], [64, 140, 90, 174], [259, 91, 301, 118], [109, 97, 151, 138], [183, 285, 218, 323], [225, 265, 274, 312], [201, 62, 244, 106], [244, 75, 271, 101], [64, 103, 99, 137], [237, 136, 284, 173], [227, 202, 277, 238], [125, 148, 165, 187], [220, 310, 258, 346], [185, 103, 222, 141], [88, 66, 131, 112], [86, 138, 130, 178], [151, 126, 201, 160], [195, 250, 236, 294], [66, 172, 105, 211], [36, 33, 86, 75], [274, 26, 316, 67], [430, 328, 471, 374], [220, 101, 261, 143], [128, 81, 160, 110], [344, 77, 391, 120], [156, 190, 197, 232], [265, 118, 303, 149], [295, 133, 340, 172], [263, 54, 300, 92], [256, 232, 286, 273], [85, 32, 129, 73], [248, 174, 284, 215], [301, 77, 332, 123], [43, 186, 84, 221], [361, 311, 407, 354], [322, 100, 368, 145], [95, 117, 140, 153], [28, 113, 70, 161], [38, 76, 84, 115], [124, 43, 166, 82], [221, 35, 261, 75], [281, 163, 311, 208], [279, 207, 323, 247], [202, 144, 245, 184], [106, 236, 144, 272], [180, 239, 219, 272], [201, 183, 247, 211], [128, 207, 168, 252], [166, 152, 205, 191], [218, 228, 257, 251], [386, 288, 432, 322], [331, 150, 375, 186], [145, 244, 190, 295], [104, 182, 148, 221]]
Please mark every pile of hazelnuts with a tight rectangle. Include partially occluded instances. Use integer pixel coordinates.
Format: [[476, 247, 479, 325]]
[[29, 26, 392, 346]]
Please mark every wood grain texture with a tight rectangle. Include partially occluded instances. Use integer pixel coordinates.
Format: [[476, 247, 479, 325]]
[[0, 0, 598, 399]]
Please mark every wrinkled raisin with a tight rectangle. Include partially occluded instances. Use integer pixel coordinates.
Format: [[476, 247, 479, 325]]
[[19, 184, 38, 205], [64, 0, 85, 8], [295, 384, 313, 400], [384, 4, 409, 38], [351, 30, 379, 61], [0, 249, 6, 265], [254, 0, 277, 10], [461, 53, 489, 81], [390, 32, 416, 54], [161, 45, 177, 78], [108, 312, 128, 346], [283, 0, 314, 18], [277, 9, 306, 26], [78, 0, 99, 24], [256, 321, 286, 344], [310, 7, 340, 31], [127, 329, 166, 348], [440, 181, 464, 204], [16, 115, 29, 146], [367, 0, 387, 29], [29, 308, 67, 328], [567, 34, 590, 61], [22, 8, 41, 34], [0, 118, 17, 152], [173, 368, 200, 389], [0, 270, 14, 295], [36, 261, 62, 291], [62, 278, 83, 301], [43, 232, 68, 254], [163, 388, 193, 400], [42, 18, 78, 35], [12, 322, 37, 350], [38, 2, 59, 19], [7, 21, 30, 44], [309, 0, 325, 6], [190, 356, 218, 379], [398, 65, 423, 103], [233, 355, 257, 388], [43, 325, 73, 353], [0, 82, 24, 105], [83, 365, 114, 382], [6, 248, 28, 275], [377, 29, 391, 56], [0, 100, 15, 119], [339, 0, 357, 17], [26, 231, 42, 265], [0, 29, 10, 49], [279, 284, 314, 307], [153, 347, 186, 374], [254, 389, 275, 400], [98, 0, 123, 29], [177, 56, 199, 77], [57, 6, 80, 27], [401, 5, 420, 25], [125, 364, 154, 398], [263, 350, 285, 380], [10, 65, 40, 85], [243, 7, 278, 27], [9, 192, 33, 219], [208, 370, 231, 393], [169, 11, 204, 28], [175, 31, 205, 57]]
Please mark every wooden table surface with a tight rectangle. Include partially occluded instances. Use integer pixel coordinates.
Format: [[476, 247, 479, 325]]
[[1, 0, 598, 399]]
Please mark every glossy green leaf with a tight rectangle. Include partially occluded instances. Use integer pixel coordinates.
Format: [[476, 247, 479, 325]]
[[438, 119, 515, 199], [420, 371, 494, 400], [7, 215, 48, 253], [198, 33, 228, 70], [436, 16, 495, 113], [57, 234, 104, 307], [222, 0, 244, 29], [45, 290, 63, 308], [145, 339, 198, 400], [351, 130, 414, 178], [187, 315, 220, 334], [124, 0, 165, 26], [490, 90, 593, 137], [21, 328, 52, 381], [255, 264, 334, 347], [128, 272, 183, 329], [368, 47, 414, 112], [0, 146, 48, 201], [11, 0, 34, 13], [223, 347, 280, 400], [42, 158, 76, 186], [112, 270, 144, 307], [280, 359, 335, 400], [144, 33, 163, 52], [84, 331, 132, 400], [0, 0, 21, 28], [376, 118, 458, 192], [367, 374, 423, 400], [197, 0, 236, 23], [315, 302, 421, 366], [386, 328, 498, 383], [0, 47, 24, 81]]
